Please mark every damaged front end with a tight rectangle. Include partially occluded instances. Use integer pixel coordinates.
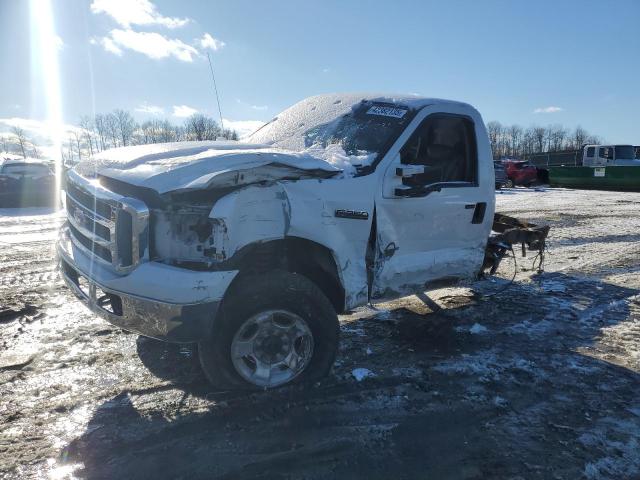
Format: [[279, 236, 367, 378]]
[[150, 203, 228, 268], [482, 213, 550, 275]]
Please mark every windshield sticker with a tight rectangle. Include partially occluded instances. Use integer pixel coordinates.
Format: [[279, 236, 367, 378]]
[[366, 105, 408, 119]]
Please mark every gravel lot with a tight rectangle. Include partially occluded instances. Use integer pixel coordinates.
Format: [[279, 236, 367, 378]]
[[1, 187, 639, 480]]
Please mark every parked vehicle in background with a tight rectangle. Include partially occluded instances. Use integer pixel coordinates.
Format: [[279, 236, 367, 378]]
[[57, 93, 548, 390], [504, 160, 537, 187], [0, 159, 55, 207], [548, 144, 640, 190], [493, 161, 506, 189], [581, 144, 640, 167]]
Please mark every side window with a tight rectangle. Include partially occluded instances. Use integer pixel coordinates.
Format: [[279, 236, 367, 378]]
[[401, 115, 477, 185], [604, 147, 613, 160], [598, 147, 605, 158], [586, 147, 595, 158]]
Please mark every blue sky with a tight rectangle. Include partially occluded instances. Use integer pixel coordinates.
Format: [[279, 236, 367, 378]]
[[1, 0, 639, 142]]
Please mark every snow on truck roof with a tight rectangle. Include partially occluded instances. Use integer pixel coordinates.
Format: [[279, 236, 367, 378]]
[[247, 92, 471, 146], [244, 93, 474, 172]]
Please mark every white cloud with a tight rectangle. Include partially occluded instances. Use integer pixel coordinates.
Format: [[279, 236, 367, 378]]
[[222, 119, 266, 138], [98, 29, 199, 62], [135, 104, 164, 115], [198, 33, 225, 51], [172, 105, 199, 118], [90, 0, 189, 29], [533, 106, 563, 114], [236, 99, 268, 111], [99, 36, 123, 56]]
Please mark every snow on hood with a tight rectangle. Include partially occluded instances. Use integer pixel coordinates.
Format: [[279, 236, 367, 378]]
[[74, 141, 341, 194]]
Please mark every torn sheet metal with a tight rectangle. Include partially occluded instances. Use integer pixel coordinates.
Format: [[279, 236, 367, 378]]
[[75, 142, 340, 195], [483, 213, 550, 274]]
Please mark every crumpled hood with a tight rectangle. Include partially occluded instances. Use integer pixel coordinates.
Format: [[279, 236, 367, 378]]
[[74, 141, 341, 194]]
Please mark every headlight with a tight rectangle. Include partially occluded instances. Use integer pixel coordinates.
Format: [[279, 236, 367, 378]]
[[151, 209, 226, 265]]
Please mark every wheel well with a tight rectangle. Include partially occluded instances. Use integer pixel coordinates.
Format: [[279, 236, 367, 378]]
[[227, 238, 346, 313]]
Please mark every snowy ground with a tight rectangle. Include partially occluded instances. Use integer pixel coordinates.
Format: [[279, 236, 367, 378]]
[[1, 187, 639, 479]]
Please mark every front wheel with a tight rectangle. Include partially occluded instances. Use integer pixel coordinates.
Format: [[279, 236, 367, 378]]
[[198, 271, 339, 390], [505, 178, 514, 188]]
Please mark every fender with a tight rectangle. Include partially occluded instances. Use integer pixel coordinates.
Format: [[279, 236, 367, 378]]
[[209, 175, 377, 310]]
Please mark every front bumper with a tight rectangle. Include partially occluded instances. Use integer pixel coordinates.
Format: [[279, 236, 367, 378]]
[[57, 226, 238, 343]]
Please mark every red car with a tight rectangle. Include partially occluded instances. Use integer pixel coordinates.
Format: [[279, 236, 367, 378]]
[[503, 161, 538, 187]]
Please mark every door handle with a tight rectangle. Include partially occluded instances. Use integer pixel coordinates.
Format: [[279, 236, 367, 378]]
[[464, 204, 475, 209], [471, 202, 487, 224]]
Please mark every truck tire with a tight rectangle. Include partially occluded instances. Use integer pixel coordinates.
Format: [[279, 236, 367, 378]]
[[198, 270, 339, 390], [505, 179, 514, 188]]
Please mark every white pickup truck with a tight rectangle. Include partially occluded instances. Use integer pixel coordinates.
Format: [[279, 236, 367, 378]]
[[58, 93, 548, 389]]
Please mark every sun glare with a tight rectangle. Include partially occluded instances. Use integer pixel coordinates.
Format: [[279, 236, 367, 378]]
[[29, 0, 64, 207]]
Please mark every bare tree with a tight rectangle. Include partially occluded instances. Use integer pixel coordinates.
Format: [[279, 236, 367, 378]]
[[508, 125, 523, 157], [486, 121, 502, 157], [571, 126, 588, 150], [11, 126, 28, 158], [105, 113, 120, 148], [113, 110, 137, 147], [94, 114, 109, 151], [79, 116, 96, 156], [531, 126, 546, 154], [73, 130, 84, 161], [546, 124, 567, 152], [0, 135, 10, 154], [184, 114, 220, 141]]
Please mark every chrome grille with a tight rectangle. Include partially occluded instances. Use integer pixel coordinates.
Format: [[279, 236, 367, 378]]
[[65, 170, 149, 272]]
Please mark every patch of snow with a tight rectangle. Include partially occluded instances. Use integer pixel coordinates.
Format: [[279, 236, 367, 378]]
[[506, 318, 555, 337], [540, 280, 567, 293], [627, 407, 640, 418], [581, 417, 640, 480], [433, 350, 547, 383], [493, 396, 508, 408], [469, 323, 488, 335], [341, 324, 366, 336], [391, 366, 422, 378], [302, 142, 376, 176], [352, 368, 376, 382]]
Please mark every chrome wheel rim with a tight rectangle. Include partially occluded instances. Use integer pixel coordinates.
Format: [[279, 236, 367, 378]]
[[230, 310, 314, 388]]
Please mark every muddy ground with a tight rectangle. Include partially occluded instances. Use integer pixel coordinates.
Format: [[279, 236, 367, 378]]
[[1, 187, 639, 480]]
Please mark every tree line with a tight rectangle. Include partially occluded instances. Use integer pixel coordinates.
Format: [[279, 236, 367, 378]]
[[486, 121, 603, 160], [64, 110, 239, 163], [0, 127, 42, 159], [2, 113, 604, 163]]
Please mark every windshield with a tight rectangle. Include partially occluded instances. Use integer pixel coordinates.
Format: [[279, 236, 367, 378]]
[[1, 163, 51, 175], [614, 145, 635, 159], [247, 95, 416, 173]]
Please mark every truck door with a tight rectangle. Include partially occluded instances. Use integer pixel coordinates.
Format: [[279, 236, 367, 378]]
[[597, 146, 611, 165], [370, 109, 493, 300]]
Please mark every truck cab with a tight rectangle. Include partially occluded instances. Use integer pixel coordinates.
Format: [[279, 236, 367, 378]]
[[58, 93, 496, 389], [583, 144, 640, 167]]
